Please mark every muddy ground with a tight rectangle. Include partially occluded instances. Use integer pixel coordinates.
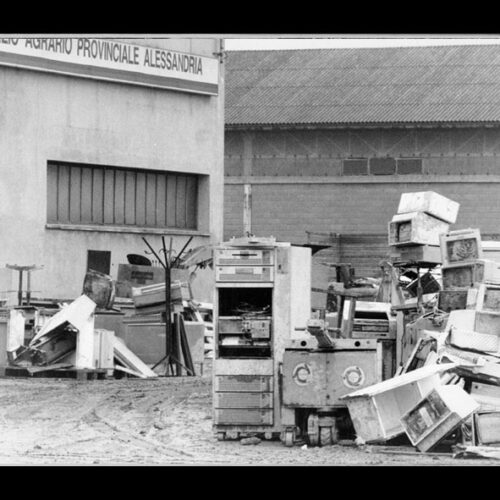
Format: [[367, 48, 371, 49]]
[[0, 360, 497, 466]]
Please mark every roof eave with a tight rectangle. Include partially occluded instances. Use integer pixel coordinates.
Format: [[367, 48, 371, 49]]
[[225, 121, 500, 131]]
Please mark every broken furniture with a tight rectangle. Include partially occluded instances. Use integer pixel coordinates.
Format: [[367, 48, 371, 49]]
[[212, 236, 311, 442], [401, 384, 479, 452], [339, 363, 457, 443], [5, 295, 158, 379]]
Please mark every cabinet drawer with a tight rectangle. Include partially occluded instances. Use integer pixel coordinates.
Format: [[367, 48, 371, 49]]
[[215, 249, 274, 266], [216, 266, 273, 282], [214, 408, 273, 425], [215, 375, 273, 392], [215, 392, 273, 409]]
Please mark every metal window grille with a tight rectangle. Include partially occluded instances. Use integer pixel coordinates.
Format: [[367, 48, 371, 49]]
[[47, 161, 198, 229]]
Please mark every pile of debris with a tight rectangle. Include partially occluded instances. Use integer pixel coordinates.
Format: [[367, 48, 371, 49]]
[[8, 294, 157, 379], [341, 191, 500, 459]]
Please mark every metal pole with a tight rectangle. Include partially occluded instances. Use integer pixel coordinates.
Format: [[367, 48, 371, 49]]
[[162, 236, 173, 374], [26, 271, 31, 306], [142, 237, 166, 269], [17, 270, 23, 306], [171, 236, 194, 268]]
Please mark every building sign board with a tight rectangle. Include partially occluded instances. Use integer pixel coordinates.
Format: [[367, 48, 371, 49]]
[[0, 37, 219, 95]]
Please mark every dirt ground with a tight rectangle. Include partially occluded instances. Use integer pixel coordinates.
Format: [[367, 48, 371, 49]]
[[0, 360, 497, 466]]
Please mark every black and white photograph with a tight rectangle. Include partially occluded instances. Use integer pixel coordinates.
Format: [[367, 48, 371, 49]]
[[1, 33, 500, 466]]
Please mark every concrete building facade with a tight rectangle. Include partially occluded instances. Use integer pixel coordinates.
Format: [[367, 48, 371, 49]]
[[0, 37, 225, 303]]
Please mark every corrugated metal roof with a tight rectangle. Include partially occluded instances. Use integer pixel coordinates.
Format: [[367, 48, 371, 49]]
[[225, 45, 500, 127]]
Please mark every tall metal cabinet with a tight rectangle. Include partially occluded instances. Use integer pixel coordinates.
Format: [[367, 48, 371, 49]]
[[213, 236, 311, 440]]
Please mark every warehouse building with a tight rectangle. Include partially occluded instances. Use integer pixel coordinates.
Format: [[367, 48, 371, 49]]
[[0, 37, 225, 303], [224, 45, 500, 280]]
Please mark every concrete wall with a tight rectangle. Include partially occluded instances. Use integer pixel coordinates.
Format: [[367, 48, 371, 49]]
[[0, 38, 224, 303]]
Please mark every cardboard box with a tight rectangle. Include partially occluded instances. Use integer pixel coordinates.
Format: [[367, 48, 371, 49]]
[[340, 364, 456, 443], [401, 384, 479, 452], [397, 191, 459, 224], [115, 264, 166, 298], [388, 212, 449, 247], [440, 229, 483, 267]]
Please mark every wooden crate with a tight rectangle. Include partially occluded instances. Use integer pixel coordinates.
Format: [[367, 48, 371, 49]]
[[397, 191, 459, 224]]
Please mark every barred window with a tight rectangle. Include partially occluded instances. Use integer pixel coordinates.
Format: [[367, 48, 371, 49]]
[[343, 158, 368, 175], [342, 157, 422, 176], [370, 157, 396, 175], [397, 158, 422, 175], [47, 161, 198, 229]]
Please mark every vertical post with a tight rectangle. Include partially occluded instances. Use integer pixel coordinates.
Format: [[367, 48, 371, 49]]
[[243, 184, 252, 236], [26, 271, 31, 306], [162, 237, 172, 373], [243, 131, 253, 237], [17, 270, 23, 306]]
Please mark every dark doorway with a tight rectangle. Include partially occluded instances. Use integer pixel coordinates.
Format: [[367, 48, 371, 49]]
[[87, 250, 111, 275]]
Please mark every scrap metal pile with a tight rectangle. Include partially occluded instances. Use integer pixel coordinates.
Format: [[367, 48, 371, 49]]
[[7, 293, 157, 379], [339, 191, 500, 458]]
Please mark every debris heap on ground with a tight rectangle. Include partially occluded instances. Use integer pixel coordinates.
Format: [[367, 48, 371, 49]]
[[338, 191, 500, 458]]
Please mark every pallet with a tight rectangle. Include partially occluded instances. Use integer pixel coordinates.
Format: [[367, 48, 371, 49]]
[[3, 365, 114, 380]]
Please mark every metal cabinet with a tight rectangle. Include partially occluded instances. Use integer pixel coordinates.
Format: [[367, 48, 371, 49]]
[[213, 237, 311, 439]]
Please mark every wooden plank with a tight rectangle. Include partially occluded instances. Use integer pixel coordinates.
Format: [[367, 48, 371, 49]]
[[46, 164, 59, 223], [114, 169, 125, 225], [156, 174, 166, 227], [114, 364, 147, 379], [103, 169, 115, 224], [113, 338, 158, 378], [124, 170, 136, 225], [92, 167, 104, 224], [186, 176, 197, 229], [175, 175, 187, 228], [57, 164, 70, 223], [80, 167, 93, 223], [27, 363, 73, 374], [145, 173, 157, 227], [135, 171, 147, 226], [166, 174, 177, 227]]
